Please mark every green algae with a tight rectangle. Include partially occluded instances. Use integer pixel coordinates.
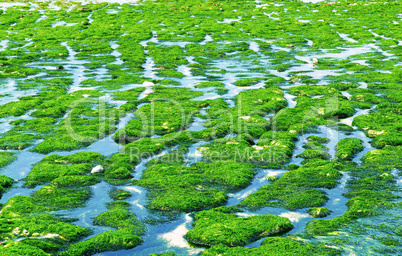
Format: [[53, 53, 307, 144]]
[[308, 135, 330, 144], [0, 132, 38, 150], [0, 241, 49, 256], [288, 85, 339, 97], [114, 86, 204, 144], [185, 207, 293, 247], [109, 188, 131, 200], [306, 161, 400, 237], [239, 185, 328, 211], [136, 161, 254, 212], [93, 203, 145, 235], [240, 160, 341, 210], [149, 252, 177, 256], [60, 229, 143, 256], [24, 151, 102, 186], [102, 153, 136, 184], [335, 138, 363, 161], [299, 137, 331, 161], [308, 207, 332, 218], [10, 117, 57, 134], [233, 77, 265, 87], [0, 151, 16, 168], [32, 185, 91, 211], [297, 149, 331, 160], [194, 81, 225, 88], [303, 141, 329, 151], [0, 175, 14, 199], [201, 237, 341, 256], [0, 0, 401, 255], [353, 112, 402, 149], [361, 146, 402, 169], [0, 196, 91, 244], [50, 175, 99, 188]]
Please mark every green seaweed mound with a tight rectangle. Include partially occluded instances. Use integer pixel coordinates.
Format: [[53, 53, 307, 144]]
[[185, 207, 293, 247]]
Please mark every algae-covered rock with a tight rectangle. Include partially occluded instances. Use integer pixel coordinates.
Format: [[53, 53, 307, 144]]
[[60, 229, 143, 256], [353, 112, 402, 148], [0, 152, 16, 168], [148, 253, 177, 256], [308, 207, 332, 218], [25, 162, 93, 188], [24, 152, 103, 188], [307, 135, 330, 144], [138, 160, 255, 211], [240, 160, 341, 210], [0, 175, 14, 198], [361, 146, 402, 169], [0, 241, 49, 256], [32, 186, 91, 211], [240, 185, 328, 210], [185, 207, 293, 247], [109, 188, 131, 200], [93, 203, 144, 235], [200, 237, 340, 255], [297, 149, 331, 160], [0, 211, 91, 241], [335, 138, 363, 160]]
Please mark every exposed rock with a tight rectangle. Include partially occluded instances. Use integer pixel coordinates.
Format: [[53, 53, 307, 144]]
[[143, 81, 155, 88], [91, 165, 104, 174]]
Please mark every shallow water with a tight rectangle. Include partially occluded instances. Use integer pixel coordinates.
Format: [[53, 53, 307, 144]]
[[0, 1, 399, 255]]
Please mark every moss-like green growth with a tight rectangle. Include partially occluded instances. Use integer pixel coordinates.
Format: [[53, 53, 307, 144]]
[[308, 207, 332, 218], [102, 153, 137, 184], [137, 160, 254, 212], [194, 81, 225, 88], [24, 152, 103, 188], [308, 135, 330, 144], [0, 214, 92, 241], [50, 175, 99, 188], [0, 241, 49, 256], [361, 146, 402, 169], [348, 88, 383, 106], [201, 237, 340, 255], [240, 160, 341, 210], [335, 138, 363, 161], [201, 132, 295, 165], [185, 207, 293, 247], [0, 132, 38, 150], [233, 77, 264, 87], [32, 185, 91, 211], [239, 185, 328, 210], [25, 162, 93, 188], [303, 141, 329, 151], [29, 94, 118, 154], [114, 98, 202, 144], [60, 229, 143, 256], [306, 160, 399, 236], [353, 112, 402, 148], [1, 1, 401, 254], [297, 149, 331, 160], [289, 85, 339, 97], [109, 188, 131, 200], [148, 252, 177, 256], [10, 117, 57, 134], [93, 203, 144, 235], [0, 152, 16, 168], [19, 238, 63, 254], [0, 175, 14, 199]]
